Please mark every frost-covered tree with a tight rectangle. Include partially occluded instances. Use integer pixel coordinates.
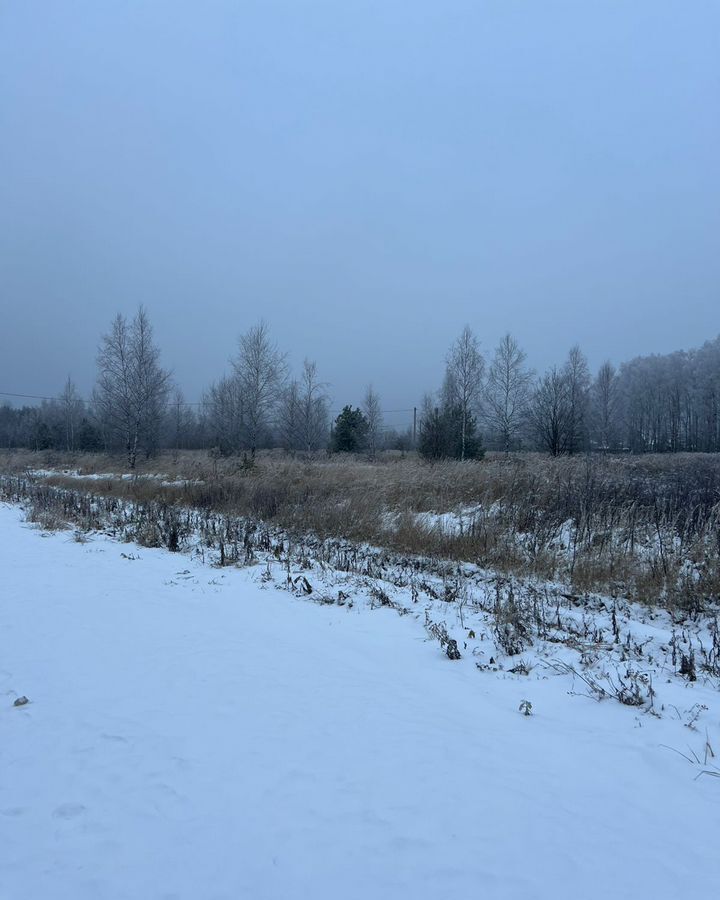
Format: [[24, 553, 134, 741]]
[[94, 307, 171, 467], [59, 376, 84, 452], [232, 322, 287, 456], [280, 360, 329, 453], [590, 361, 620, 451], [203, 374, 244, 455], [484, 333, 533, 452], [362, 385, 383, 459], [166, 387, 198, 457], [297, 360, 329, 453], [562, 345, 591, 454], [278, 379, 300, 453], [442, 326, 485, 461]]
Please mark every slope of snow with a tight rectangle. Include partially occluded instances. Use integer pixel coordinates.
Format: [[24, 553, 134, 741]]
[[1, 503, 718, 900]]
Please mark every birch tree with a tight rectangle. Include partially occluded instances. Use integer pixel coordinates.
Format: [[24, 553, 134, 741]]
[[362, 384, 383, 459], [94, 307, 171, 467], [563, 345, 591, 454], [232, 322, 287, 456], [590, 361, 620, 451], [59, 376, 83, 452], [297, 360, 329, 453], [203, 375, 244, 455], [168, 387, 197, 457], [280, 360, 329, 453], [484, 333, 533, 452], [278, 379, 300, 453], [443, 326, 484, 461]]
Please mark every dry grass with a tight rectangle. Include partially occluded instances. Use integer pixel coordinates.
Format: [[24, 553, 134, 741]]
[[2, 448, 719, 610]]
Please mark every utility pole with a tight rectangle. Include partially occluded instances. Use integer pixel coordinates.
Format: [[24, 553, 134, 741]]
[[413, 407, 417, 446]]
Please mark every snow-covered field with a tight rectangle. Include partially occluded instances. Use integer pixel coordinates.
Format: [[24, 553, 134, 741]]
[[1, 502, 719, 900]]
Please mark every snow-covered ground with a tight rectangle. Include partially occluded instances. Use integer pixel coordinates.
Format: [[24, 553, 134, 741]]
[[28, 469, 201, 487], [1, 502, 719, 900]]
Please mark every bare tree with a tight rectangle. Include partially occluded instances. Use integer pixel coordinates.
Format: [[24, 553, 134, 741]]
[[203, 374, 244, 455], [563, 345, 591, 454], [362, 384, 383, 459], [590, 361, 620, 451], [443, 326, 484, 461], [94, 307, 171, 468], [279, 361, 329, 454], [528, 367, 571, 456], [484, 333, 534, 452], [59, 376, 83, 451], [278, 379, 300, 453], [232, 322, 287, 456], [168, 387, 197, 458], [297, 360, 329, 453]]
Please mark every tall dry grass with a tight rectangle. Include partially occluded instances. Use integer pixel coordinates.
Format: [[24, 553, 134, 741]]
[[2, 448, 719, 610]]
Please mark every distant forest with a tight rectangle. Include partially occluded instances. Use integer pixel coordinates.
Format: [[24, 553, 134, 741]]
[[2, 308, 719, 465]]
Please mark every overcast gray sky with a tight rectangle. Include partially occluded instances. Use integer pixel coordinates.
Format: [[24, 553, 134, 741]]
[[1, 0, 718, 428]]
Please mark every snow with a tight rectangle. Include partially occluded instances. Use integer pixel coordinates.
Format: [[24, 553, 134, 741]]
[[1, 502, 719, 900], [28, 469, 201, 487], [414, 504, 483, 535], [29, 468, 144, 481], [379, 504, 487, 536]]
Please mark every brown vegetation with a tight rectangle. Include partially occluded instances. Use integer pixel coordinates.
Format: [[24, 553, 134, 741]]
[[2, 448, 719, 611]]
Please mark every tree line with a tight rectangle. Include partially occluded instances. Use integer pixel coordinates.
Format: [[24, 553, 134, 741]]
[[1, 307, 719, 464]]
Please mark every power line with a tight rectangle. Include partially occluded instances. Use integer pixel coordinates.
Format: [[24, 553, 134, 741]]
[[0, 391, 60, 403]]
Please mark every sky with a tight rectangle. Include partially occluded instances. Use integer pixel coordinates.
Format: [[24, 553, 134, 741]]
[[1, 0, 718, 429]]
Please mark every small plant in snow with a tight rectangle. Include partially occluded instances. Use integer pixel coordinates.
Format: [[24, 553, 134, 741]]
[[519, 699, 533, 716], [424, 612, 460, 658], [446, 639, 461, 660], [369, 585, 392, 608], [292, 575, 313, 596], [682, 703, 708, 731], [660, 732, 719, 780], [509, 659, 533, 676], [679, 648, 697, 681], [492, 582, 531, 656], [613, 668, 649, 707], [548, 660, 655, 710]]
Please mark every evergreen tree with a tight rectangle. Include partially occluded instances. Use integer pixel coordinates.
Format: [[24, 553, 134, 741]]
[[418, 405, 483, 461], [77, 418, 103, 452], [32, 420, 52, 451], [331, 406, 368, 453], [418, 407, 446, 460]]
